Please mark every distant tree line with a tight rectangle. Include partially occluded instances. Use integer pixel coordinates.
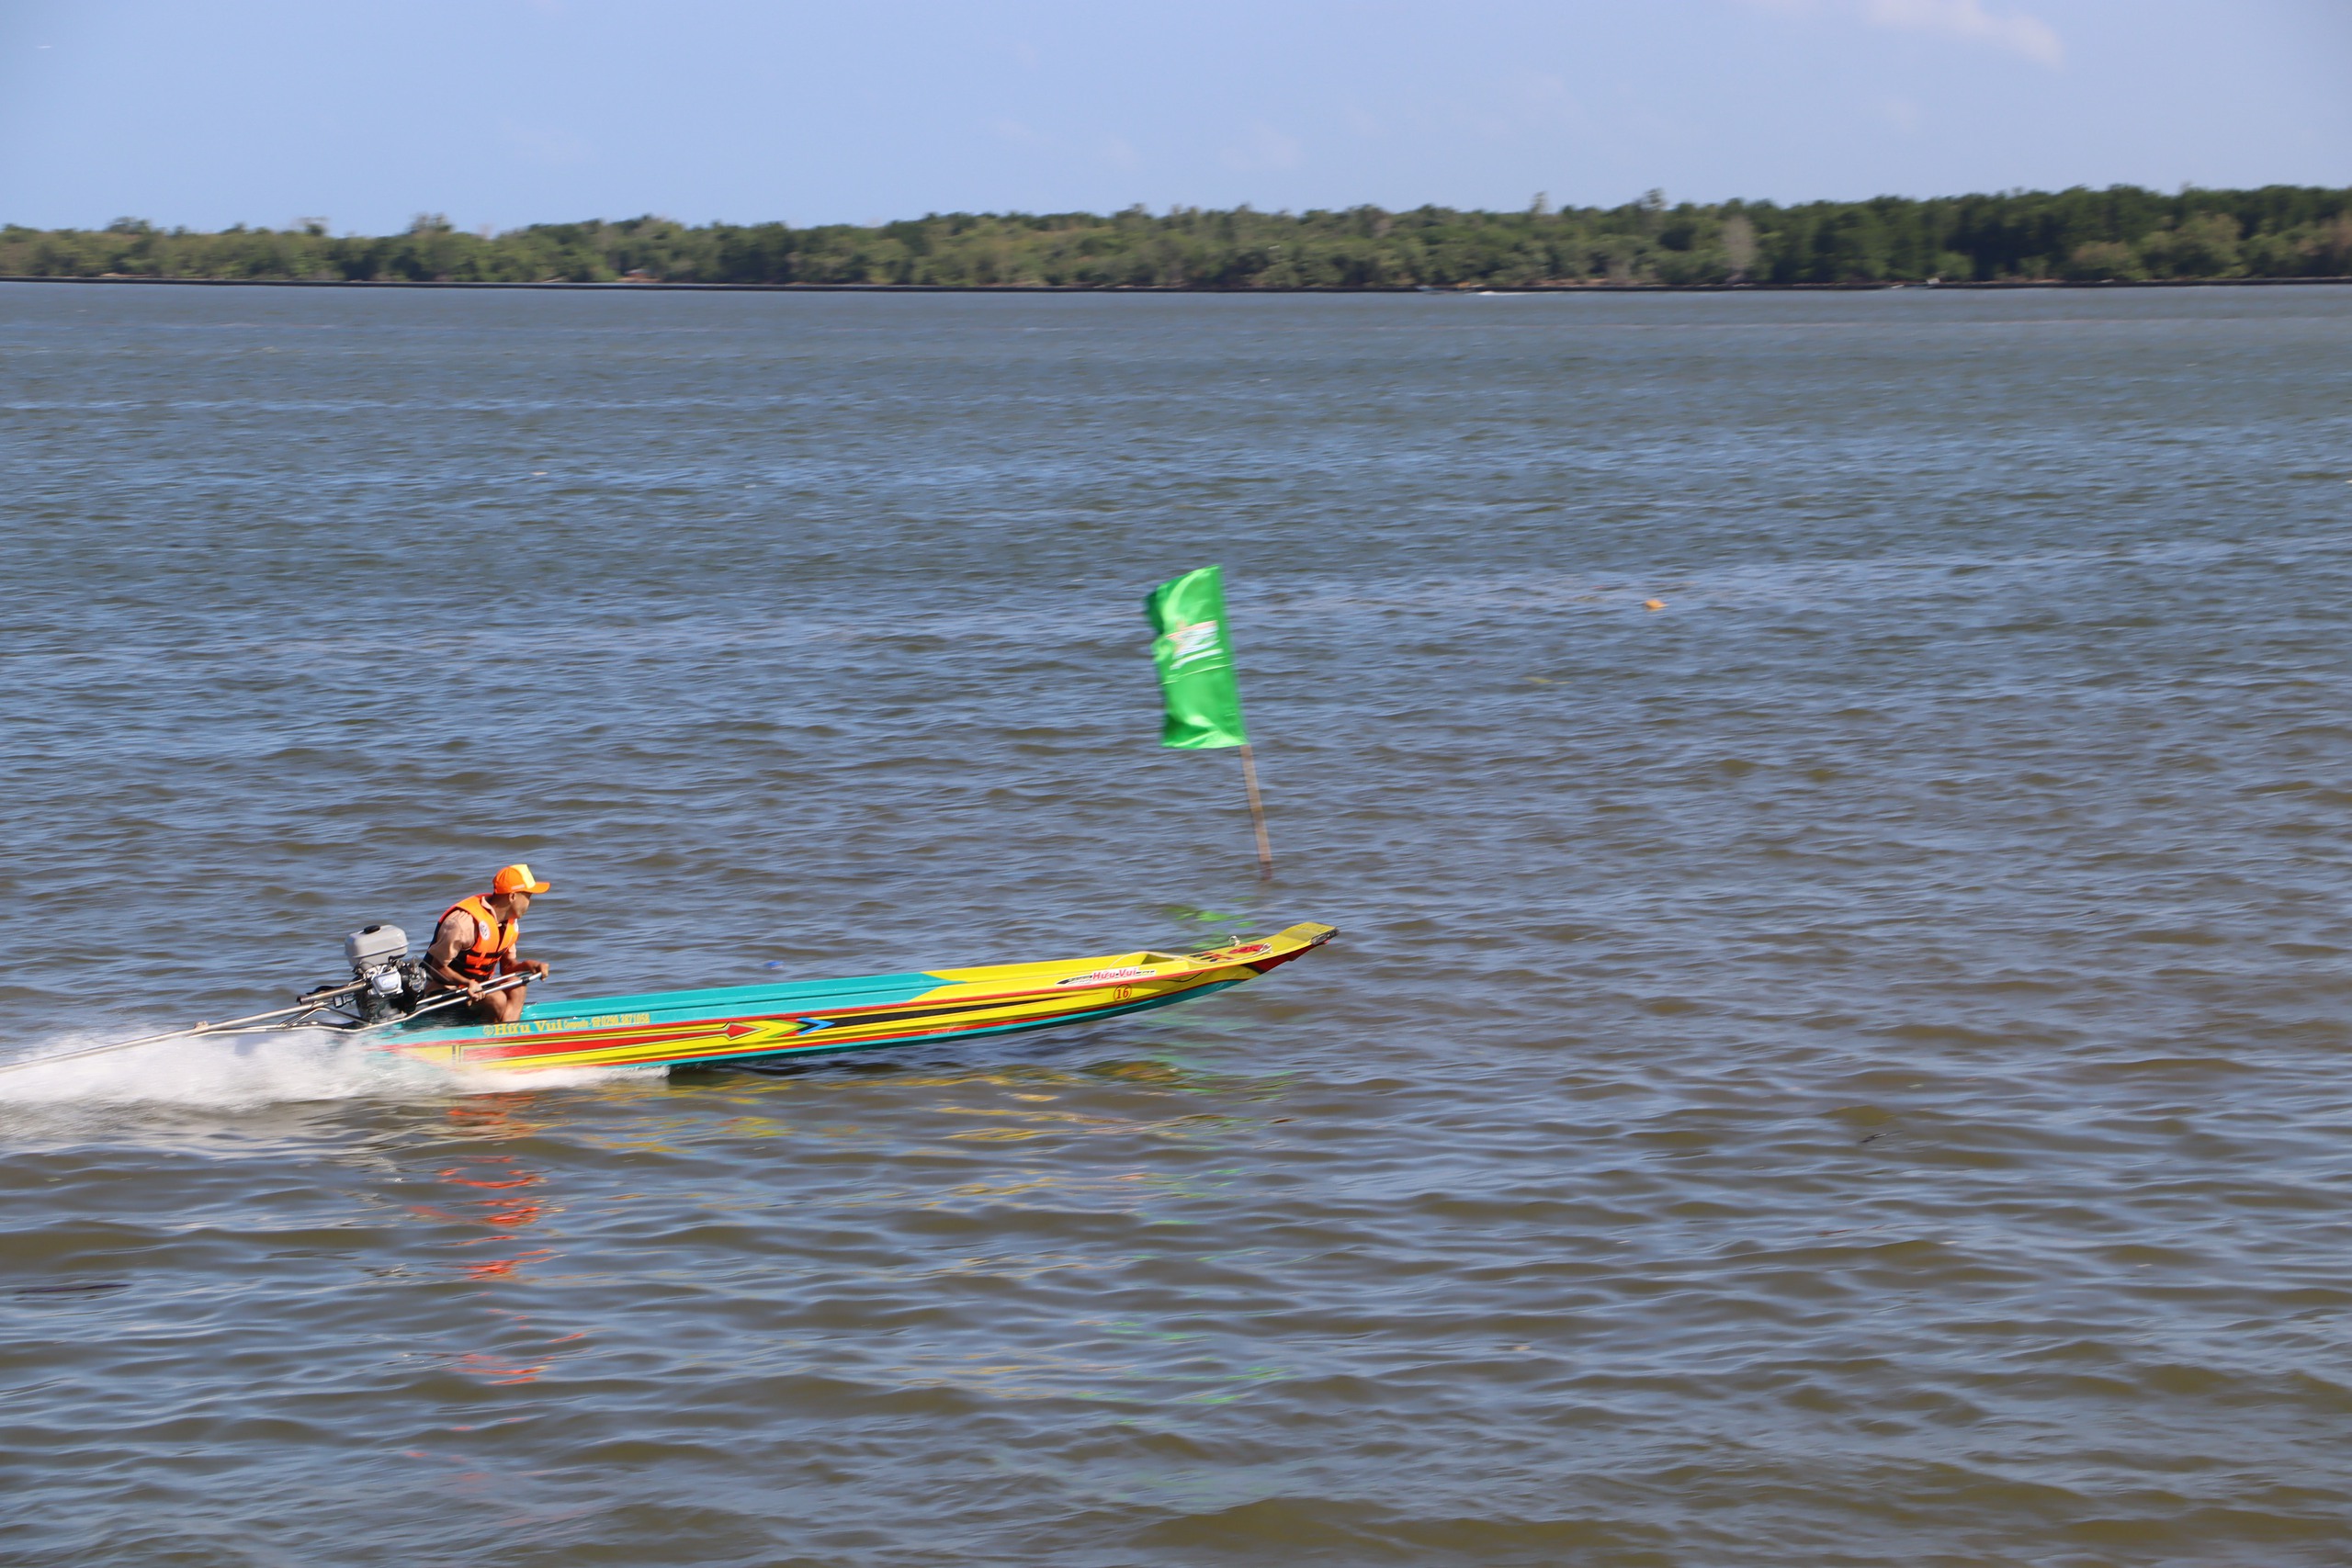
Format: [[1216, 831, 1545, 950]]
[[6, 186, 2350, 288]]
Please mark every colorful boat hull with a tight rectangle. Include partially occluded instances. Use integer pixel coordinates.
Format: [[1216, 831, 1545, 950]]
[[375, 921, 1337, 1073]]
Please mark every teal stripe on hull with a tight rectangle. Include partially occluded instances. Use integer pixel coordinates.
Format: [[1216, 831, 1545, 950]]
[[599, 979, 1244, 1073], [390, 969, 950, 1048]]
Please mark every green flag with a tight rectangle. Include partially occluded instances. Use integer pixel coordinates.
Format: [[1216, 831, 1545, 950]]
[[1146, 565, 1249, 750]]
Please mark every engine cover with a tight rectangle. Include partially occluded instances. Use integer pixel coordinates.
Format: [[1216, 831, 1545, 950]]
[[345, 923, 409, 975]]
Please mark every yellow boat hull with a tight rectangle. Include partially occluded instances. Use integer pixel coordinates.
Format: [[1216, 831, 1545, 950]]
[[377, 922, 1337, 1073]]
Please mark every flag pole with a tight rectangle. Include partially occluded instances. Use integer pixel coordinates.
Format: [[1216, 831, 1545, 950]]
[[1238, 743, 1274, 881]]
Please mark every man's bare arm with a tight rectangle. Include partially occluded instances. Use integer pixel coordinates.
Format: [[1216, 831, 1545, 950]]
[[424, 909, 481, 994]]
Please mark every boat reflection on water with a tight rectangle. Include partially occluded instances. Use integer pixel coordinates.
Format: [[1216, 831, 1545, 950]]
[[406, 1097, 574, 1384]]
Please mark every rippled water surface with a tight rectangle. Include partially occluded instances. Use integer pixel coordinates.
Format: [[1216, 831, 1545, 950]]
[[6, 282, 2352, 1566]]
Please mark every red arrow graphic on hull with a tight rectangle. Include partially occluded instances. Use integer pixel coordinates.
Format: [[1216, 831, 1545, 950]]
[[718, 1019, 818, 1046]]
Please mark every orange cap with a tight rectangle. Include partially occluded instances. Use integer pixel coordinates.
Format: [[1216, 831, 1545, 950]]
[[492, 863, 551, 896]]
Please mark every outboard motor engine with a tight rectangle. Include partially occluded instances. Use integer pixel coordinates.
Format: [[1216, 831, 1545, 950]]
[[345, 924, 424, 1022]]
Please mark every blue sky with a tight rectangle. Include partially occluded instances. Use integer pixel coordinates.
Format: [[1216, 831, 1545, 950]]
[[1, 0, 2346, 232]]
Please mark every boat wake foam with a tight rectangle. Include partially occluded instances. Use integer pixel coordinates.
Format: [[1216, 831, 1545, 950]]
[[0, 1030, 653, 1110]]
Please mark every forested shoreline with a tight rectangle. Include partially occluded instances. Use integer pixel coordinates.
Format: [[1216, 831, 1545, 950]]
[[7, 186, 2350, 289]]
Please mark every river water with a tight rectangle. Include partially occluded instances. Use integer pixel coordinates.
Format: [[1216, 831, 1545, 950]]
[[4, 281, 2351, 1565]]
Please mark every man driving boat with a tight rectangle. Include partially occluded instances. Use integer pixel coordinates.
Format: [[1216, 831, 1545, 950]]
[[423, 863, 553, 1023]]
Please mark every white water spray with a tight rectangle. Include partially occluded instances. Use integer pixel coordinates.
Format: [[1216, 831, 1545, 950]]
[[0, 1030, 652, 1111]]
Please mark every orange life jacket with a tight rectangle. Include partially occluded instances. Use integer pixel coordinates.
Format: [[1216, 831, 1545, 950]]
[[440, 895, 518, 984]]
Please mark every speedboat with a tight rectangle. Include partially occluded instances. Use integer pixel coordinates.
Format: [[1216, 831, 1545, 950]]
[[386, 921, 1337, 1072], [5, 921, 1338, 1079]]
